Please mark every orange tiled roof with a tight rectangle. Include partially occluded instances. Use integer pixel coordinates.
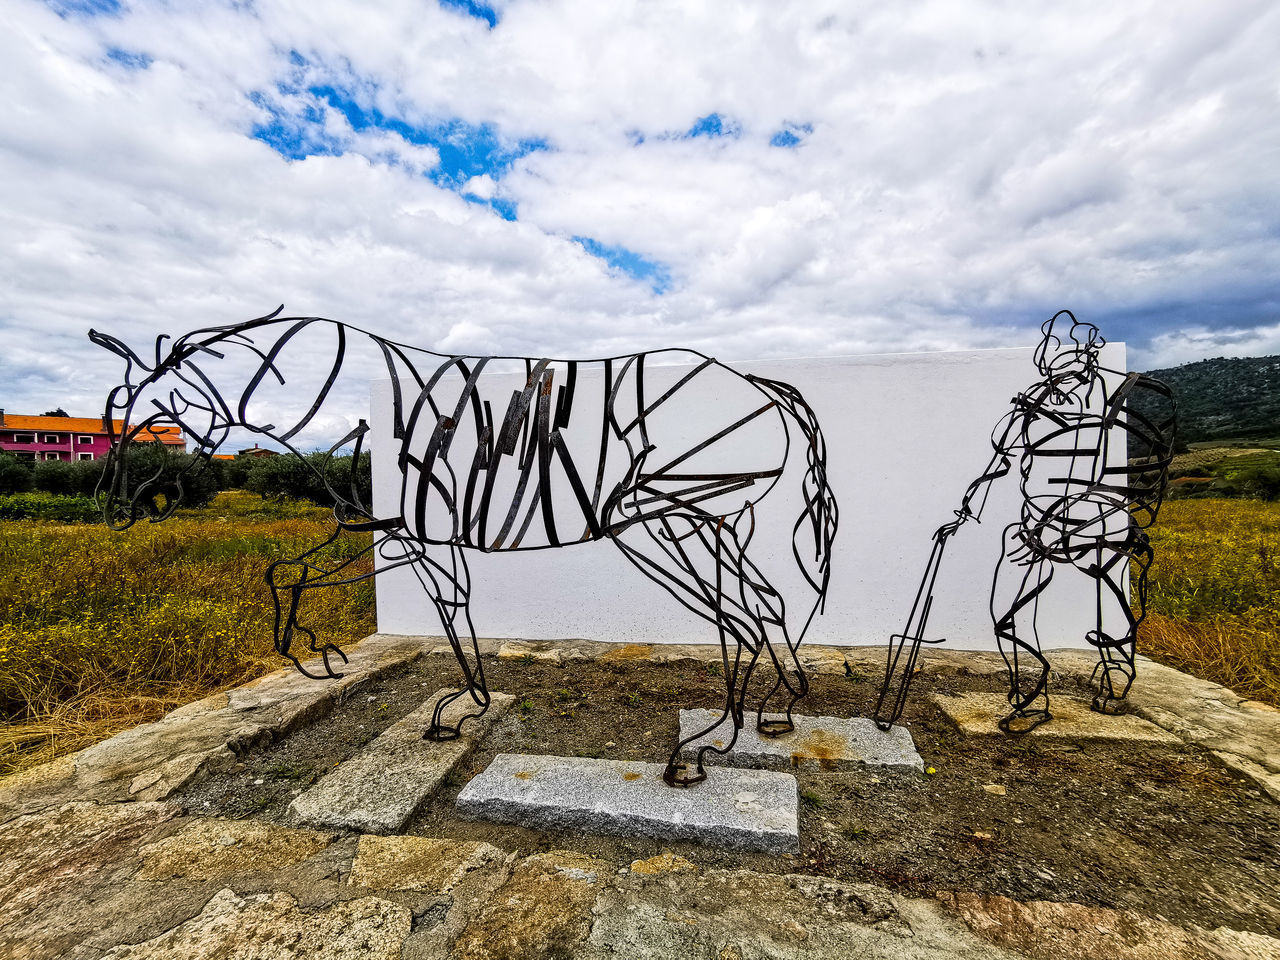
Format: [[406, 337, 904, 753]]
[[3, 415, 184, 445], [211, 453, 235, 461]]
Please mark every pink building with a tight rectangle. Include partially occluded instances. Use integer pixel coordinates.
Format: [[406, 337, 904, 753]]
[[0, 410, 185, 463]]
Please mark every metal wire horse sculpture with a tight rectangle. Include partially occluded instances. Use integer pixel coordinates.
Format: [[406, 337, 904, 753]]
[[91, 308, 838, 787], [873, 311, 1175, 733]]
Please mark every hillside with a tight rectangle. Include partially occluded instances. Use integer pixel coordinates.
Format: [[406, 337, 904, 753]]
[[1136, 354, 1280, 446]]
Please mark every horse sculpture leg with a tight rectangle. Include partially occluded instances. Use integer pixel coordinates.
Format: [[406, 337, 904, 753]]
[[667, 628, 765, 787], [743, 556, 810, 737], [611, 510, 791, 786], [266, 527, 354, 680], [413, 545, 491, 741], [755, 634, 810, 737]]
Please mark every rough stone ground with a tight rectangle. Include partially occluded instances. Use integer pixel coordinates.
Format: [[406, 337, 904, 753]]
[[1, 633, 1278, 960]]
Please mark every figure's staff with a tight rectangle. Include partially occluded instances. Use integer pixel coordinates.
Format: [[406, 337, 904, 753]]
[[871, 522, 955, 729], [871, 417, 1018, 730]]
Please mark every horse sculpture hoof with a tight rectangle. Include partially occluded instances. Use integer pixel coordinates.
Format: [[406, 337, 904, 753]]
[[1090, 695, 1126, 716], [756, 719, 794, 738], [424, 726, 461, 742], [998, 709, 1051, 735], [663, 763, 706, 788]]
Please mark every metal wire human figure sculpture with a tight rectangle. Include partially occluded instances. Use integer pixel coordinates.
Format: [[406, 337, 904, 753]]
[[873, 311, 1175, 733], [91, 307, 838, 787]]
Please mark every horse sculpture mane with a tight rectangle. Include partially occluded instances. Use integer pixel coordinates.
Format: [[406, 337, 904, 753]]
[[92, 307, 839, 787]]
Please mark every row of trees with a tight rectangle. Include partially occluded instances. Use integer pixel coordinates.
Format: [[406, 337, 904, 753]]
[[0, 445, 372, 508]]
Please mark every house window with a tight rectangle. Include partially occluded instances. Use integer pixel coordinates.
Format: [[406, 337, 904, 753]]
[[44, 452, 62, 461], [43, 434, 63, 444], [12, 434, 34, 443], [78, 435, 95, 444], [15, 452, 35, 461], [79, 453, 95, 461]]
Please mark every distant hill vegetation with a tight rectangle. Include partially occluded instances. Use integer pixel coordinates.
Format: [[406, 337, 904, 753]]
[[1137, 354, 1280, 446]]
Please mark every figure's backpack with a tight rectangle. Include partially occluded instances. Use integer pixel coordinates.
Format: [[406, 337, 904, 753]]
[[1104, 372, 1178, 530]]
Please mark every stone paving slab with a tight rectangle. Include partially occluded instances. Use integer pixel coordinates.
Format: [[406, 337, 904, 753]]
[[933, 693, 1182, 744], [100, 888, 411, 960], [497, 639, 566, 664], [456, 753, 800, 853], [290, 688, 513, 834], [349, 834, 505, 893], [678, 709, 924, 772], [1124, 657, 1280, 802], [136, 818, 334, 881]]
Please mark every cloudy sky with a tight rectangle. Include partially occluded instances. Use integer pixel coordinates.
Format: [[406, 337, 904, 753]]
[[3, 0, 1278, 433]]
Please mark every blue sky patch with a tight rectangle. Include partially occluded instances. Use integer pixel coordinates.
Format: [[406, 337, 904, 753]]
[[573, 236, 671, 294], [248, 61, 546, 220], [105, 47, 152, 70], [685, 113, 741, 139], [770, 122, 813, 148], [249, 90, 338, 161], [306, 84, 547, 190], [463, 193, 518, 221], [439, 0, 499, 28], [44, 0, 118, 16], [633, 113, 742, 144]]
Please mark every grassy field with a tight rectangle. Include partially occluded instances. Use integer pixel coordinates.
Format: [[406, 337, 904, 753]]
[[0, 491, 375, 775], [0, 492, 1276, 778], [1138, 498, 1280, 706]]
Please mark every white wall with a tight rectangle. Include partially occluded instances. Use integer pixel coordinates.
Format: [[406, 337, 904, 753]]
[[371, 344, 1127, 650]]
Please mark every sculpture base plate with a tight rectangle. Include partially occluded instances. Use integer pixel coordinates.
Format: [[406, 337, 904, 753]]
[[456, 753, 799, 853], [678, 710, 923, 772], [933, 693, 1181, 744]]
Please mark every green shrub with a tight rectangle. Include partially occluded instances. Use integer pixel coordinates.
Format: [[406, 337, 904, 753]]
[[31, 459, 105, 497], [0, 453, 33, 495], [117, 443, 220, 509], [1244, 466, 1280, 501], [32, 460, 75, 496], [0, 493, 102, 523], [245, 452, 371, 507], [211, 454, 256, 490], [245, 454, 324, 504]]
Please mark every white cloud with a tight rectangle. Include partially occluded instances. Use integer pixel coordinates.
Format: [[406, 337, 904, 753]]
[[1145, 322, 1280, 370], [461, 174, 497, 199], [1, 0, 1277, 442]]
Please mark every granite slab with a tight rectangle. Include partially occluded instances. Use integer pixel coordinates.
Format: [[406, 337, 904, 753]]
[[678, 709, 923, 773], [456, 753, 799, 853], [289, 688, 513, 833]]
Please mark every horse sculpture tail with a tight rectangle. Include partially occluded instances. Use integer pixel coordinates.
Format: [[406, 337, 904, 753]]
[[745, 374, 839, 641]]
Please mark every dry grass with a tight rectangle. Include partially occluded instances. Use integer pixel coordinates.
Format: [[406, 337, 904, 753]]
[[1138, 499, 1280, 706], [0, 691, 179, 773], [0, 491, 375, 776]]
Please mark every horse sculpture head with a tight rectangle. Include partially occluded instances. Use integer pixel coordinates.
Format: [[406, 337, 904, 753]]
[[89, 326, 231, 530]]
